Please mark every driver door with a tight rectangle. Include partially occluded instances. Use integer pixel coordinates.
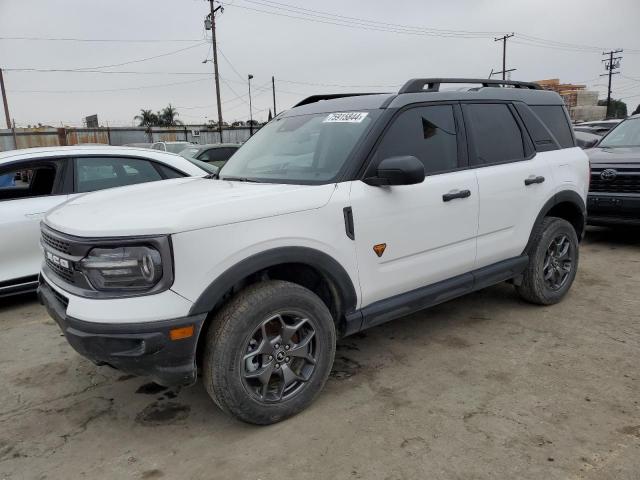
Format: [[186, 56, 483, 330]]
[[349, 104, 479, 323]]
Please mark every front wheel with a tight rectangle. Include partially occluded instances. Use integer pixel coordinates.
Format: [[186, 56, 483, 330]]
[[516, 216, 579, 305], [202, 280, 336, 424]]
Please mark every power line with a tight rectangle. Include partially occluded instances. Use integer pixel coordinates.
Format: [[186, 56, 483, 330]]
[[220, 77, 251, 107], [225, 3, 495, 39], [226, 0, 640, 53], [176, 84, 287, 111], [233, 0, 499, 37], [76, 42, 208, 71], [515, 33, 640, 54], [0, 36, 205, 43], [7, 78, 211, 94], [217, 46, 246, 82], [511, 39, 602, 54], [5, 42, 208, 73], [277, 78, 398, 88], [3, 68, 215, 75]]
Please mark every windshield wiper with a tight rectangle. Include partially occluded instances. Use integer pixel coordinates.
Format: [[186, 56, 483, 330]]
[[204, 172, 219, 179], [221, 176, 261, 183]]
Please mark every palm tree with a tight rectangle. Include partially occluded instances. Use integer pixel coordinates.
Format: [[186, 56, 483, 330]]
[[134, 109, 158, 127], [158, 104, 182, 126]]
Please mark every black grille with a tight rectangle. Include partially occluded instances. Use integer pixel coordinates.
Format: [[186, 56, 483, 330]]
[[45, 258, 75, 284], [590, 166, 640, 194], [51, 284, 69, 308], [41, 230, 71, 254]]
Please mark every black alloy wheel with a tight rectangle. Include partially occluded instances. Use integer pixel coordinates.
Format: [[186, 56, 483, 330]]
[[543, 234, 573, 291], [241, 312, 317, 403]]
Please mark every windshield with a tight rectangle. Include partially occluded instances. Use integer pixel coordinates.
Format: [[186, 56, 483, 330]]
[[180, 147, 200, 158], [220, 110, 380, 183], [599, 118, 640, 148], [166, 142, 191, 154]]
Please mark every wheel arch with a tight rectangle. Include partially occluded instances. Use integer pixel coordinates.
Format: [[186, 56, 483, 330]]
[[526, 190, 586, 252], [188, 246, 358, 327]]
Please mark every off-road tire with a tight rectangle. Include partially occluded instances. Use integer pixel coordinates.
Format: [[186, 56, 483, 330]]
[[202, 280, 336, 425], [516, 216, 579, 305]]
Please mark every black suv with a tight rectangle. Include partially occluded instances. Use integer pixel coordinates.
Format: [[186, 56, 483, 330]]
[[587, 114, 640, 226]]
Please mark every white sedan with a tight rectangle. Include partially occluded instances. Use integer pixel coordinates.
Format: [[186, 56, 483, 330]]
[[0, 145, 208, 297]]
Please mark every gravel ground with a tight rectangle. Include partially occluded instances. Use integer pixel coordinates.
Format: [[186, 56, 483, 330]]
[[1, 227, 639, 480]]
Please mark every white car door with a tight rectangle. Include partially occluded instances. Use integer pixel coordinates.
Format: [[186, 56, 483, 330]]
[[462, 103, 555, 268], [349, 104, 479, 327], [0, 160, 69, 288]]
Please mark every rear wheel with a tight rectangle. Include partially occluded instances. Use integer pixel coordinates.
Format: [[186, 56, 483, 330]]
[[516, 217, 579, 305], [203, 280, 336, 424]]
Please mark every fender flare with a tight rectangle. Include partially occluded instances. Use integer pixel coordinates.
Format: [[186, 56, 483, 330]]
[[526, 190, 586, 250], [188, 246, 358, 317]]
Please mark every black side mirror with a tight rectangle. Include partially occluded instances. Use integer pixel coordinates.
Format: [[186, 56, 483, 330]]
[[364, 155, 425, 186]]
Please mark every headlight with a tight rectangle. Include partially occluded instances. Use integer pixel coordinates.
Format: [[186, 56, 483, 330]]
[[79, 246, 163, 291]]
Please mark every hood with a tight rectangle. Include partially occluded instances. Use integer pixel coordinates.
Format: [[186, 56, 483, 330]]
[[45, 177, 336, 237], [587, 146, 640, 165]]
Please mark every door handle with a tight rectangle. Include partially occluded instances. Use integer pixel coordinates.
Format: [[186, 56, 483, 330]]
[[524, 175, 545, 186], [442, 189, 471, 202]]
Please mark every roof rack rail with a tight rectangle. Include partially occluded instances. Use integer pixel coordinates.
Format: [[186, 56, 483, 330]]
[[398, 78, 542, 94], [293, 93, 387, 108]]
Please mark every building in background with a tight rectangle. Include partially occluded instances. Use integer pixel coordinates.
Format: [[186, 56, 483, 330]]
[[84, 114, 99, 128], [535, 79, 606, 123]]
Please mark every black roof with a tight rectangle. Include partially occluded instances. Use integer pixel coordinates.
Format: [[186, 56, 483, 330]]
[[283, 78, 563, 117]]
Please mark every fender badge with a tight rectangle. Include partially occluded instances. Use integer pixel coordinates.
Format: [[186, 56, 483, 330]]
[[373, 243, 387, 257]]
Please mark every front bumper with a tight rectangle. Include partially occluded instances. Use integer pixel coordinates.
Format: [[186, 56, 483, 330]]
[[38, 277, 206, 387], [587, 193, 640, 226]]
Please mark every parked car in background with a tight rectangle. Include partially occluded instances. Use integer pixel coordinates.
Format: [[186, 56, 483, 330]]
[[124, 142, 153, 148], [0, 146, 208, 297], [574, 129, 601, 149], [179, 143, 241, 169], [184, 157, 220, 176], [151, 141, 192, 154], [38, 78, 588, 424], [576, 119, 622, 136], [574, 126, 604, 137], [586, 114, 640, 226]]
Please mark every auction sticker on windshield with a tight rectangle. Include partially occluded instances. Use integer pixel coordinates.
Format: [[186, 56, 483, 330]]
[[323, 112, 368, 123]]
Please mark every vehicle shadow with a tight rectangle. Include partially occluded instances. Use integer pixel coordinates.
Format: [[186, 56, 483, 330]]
[[0, 291, 39, 313], [584, 225, 640, 247]]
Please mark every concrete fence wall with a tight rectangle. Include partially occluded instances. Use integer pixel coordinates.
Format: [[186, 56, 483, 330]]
[[0, 126, 258, 152]]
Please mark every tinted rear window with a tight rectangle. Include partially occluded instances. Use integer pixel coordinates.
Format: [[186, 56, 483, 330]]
[[530, 105, 574, 148], [465, 104, 525, 164]]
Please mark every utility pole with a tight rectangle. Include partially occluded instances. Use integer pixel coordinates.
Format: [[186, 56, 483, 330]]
[[206, 0, 224, 140], [601, 49, 623, 119], [0, 68, 12, 129], [272, 76, 277, 116], [494, 33, 515, 80], [248, 74, 254, 136]]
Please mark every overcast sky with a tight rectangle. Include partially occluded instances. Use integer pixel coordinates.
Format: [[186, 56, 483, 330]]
[[1, 0, 639, 127]]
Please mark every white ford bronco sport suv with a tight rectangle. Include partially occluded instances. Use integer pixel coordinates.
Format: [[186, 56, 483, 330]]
[[38, 78, 589, 424]]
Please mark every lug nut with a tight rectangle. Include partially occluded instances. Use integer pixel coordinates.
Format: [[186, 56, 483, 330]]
[[275, 363, 280, 369], [285, 356, 290, 362], [268, 355, 273, 360], [275, 343, 280, 349], [285, 345, 290, 350]]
